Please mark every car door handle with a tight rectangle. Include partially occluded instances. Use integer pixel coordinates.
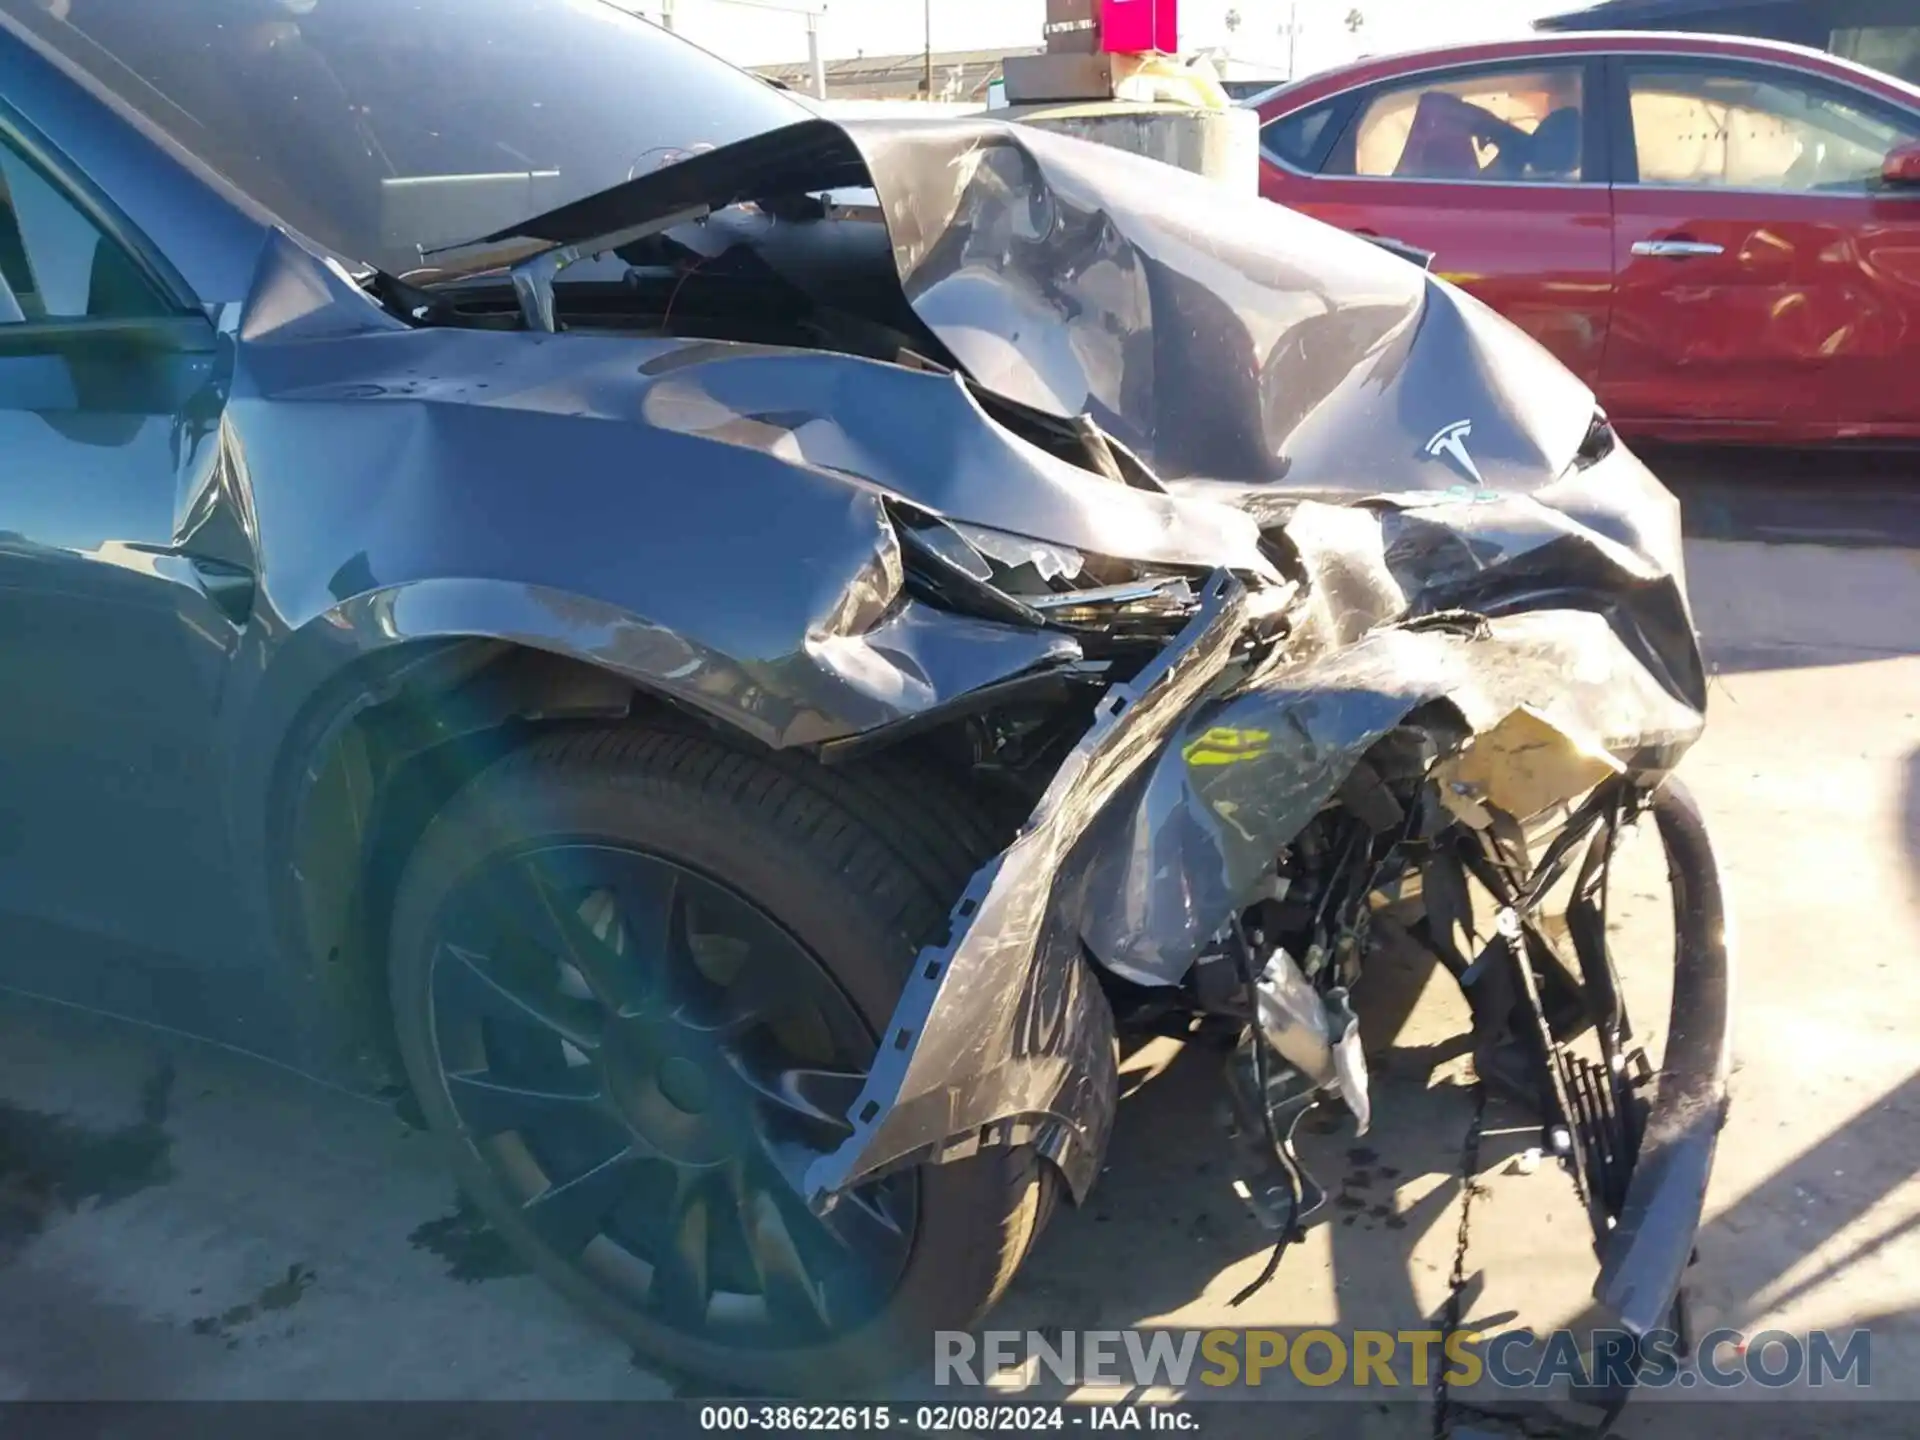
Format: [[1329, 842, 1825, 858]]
[[1631, 239, 1725, 259]]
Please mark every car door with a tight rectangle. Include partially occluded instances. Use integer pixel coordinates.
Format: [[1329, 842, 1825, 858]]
[[0, 112, 250, 1005], [1604, 54, 1920, 439], [1262, 57, 1617, 386]]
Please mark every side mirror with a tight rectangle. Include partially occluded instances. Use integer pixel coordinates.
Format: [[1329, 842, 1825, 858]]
[[1882, 140, 1920, 188]]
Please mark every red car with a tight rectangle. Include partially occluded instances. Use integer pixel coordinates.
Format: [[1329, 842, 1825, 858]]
[[1255, 33, 1920, 444]]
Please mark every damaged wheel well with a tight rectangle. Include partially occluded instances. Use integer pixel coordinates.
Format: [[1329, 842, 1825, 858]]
[[276, 640, 1034, 1089], [277, 642, 661, 1085]]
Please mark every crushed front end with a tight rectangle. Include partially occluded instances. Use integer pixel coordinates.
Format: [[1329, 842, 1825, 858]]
[[807, 437, 1730, 1355], [402, 109, 1731, 1361]]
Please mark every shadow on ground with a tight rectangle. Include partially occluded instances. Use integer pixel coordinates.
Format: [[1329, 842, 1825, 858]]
[[1648, 444, 1920, 551], [994, 935, 1515, 1345]]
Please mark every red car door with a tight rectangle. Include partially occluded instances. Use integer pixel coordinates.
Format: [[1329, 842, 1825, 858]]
[[1260, 57, 1615, 386], [1604, 55, 1920, 441]]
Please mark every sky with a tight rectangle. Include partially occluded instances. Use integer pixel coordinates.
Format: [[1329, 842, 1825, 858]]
[[632, 0, 1576, 74]]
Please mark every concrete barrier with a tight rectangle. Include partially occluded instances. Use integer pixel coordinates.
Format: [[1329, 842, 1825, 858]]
[[1004, 100, 1261, 192]]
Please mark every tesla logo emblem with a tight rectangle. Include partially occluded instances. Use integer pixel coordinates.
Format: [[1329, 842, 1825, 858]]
[[1424, 420, 1485, 485]]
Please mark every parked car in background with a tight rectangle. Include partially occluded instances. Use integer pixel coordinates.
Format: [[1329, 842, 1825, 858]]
[[1253, 33, 1920, 444]]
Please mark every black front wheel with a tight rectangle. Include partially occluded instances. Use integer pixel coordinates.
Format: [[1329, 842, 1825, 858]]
[[389, 724, 1057, 1392]]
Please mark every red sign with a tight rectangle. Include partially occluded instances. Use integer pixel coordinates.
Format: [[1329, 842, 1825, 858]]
[[1099, 0, 1177, 55]]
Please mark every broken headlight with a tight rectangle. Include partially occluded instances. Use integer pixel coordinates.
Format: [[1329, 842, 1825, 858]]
[[893, 507, 1204, 648], [1573, 411, 1617, 471]]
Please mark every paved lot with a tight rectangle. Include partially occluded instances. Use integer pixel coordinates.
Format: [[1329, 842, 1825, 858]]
[[1, 450, 1916, 1430]]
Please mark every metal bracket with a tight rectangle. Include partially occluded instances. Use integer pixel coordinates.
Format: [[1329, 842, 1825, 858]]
[[508, 207, 712, 332], [416, 205, 712, 330], [1226, 1037, 1326, 1233]]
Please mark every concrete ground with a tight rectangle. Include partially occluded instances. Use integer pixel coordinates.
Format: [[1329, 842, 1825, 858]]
[[1, 450, 1915, 1433]]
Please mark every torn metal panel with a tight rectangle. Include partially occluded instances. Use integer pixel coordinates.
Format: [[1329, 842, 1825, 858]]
[[806, 572, 1252, 1203], [812, 431, 1710, 1201], [461, 115, 1597, 494], [227, 231, 1168, 752], [1073, 446, 1704, 988], [805, 600, 1084, 722], [236, 226, 1271, 586], [630, 342, 1274, 574], [1078, 610, 1703, 988]]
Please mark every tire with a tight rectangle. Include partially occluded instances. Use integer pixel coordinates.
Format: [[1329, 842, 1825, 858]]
[[388, 722, 1058, 1393]]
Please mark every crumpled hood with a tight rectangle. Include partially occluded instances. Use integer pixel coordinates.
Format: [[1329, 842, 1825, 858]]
[[466, 116, 1596, 492]]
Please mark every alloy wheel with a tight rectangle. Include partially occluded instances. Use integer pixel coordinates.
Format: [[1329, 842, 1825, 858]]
[[425, 843, 917, 1344]]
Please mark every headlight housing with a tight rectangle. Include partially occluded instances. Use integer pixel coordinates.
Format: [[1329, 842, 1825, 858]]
[[891, 505, 1205, 649]]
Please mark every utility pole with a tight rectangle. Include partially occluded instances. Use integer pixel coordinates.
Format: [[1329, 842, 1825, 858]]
[[923, 0, 934, 100], [660, 0, 675, 28], [693, 0, 830, 99], [807, 11, 826, 99]]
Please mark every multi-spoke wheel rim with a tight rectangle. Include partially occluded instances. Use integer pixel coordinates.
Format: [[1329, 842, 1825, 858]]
[[427, 843, 916, 1345]]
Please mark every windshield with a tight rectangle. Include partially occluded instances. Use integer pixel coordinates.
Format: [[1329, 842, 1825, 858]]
[[2, 0, 809, 273]]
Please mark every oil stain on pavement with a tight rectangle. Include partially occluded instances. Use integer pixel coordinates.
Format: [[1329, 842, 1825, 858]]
[[0, 1060, 175, 1265], [408, 1195, 530, 1283], [190, 1263, 317, 1347]]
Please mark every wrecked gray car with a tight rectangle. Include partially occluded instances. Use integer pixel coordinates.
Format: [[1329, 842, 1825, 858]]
[[0, 0, 1727, 1402]]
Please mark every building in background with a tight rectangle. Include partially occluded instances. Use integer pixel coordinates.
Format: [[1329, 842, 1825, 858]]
[[1538, 0, 1920, 83], [754, 46, 1039, 102], [634, 1, 1565, 82]]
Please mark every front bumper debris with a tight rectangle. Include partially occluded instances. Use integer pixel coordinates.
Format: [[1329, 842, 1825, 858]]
[[1594, 779, 1734, 1334], [811, 443, 1724, 1331], [806, 571, 1254, 1206]]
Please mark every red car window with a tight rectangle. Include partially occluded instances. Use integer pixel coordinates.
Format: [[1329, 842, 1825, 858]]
[[1628, 66, 1920, 192], [1327, 65, 1586, 183], [1259, 100, 1344, 172]]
